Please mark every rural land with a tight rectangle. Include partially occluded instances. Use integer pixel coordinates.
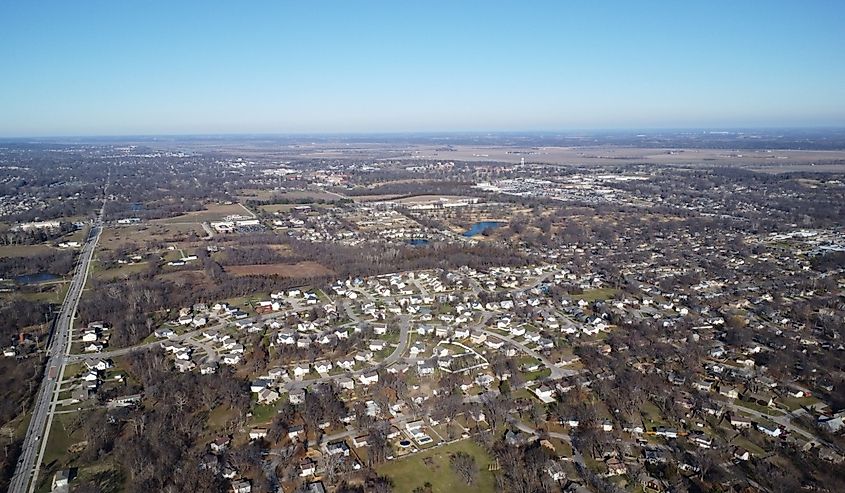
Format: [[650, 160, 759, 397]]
[[1, 130, 844, 493]]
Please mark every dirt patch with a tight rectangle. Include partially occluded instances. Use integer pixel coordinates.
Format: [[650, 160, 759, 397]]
[[225, 262, 333, 278]]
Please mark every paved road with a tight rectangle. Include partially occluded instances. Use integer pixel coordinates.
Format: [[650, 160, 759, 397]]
[[10, 202, 106, 493], [723, 401, 828, 447], [66, 326, 209, 362]]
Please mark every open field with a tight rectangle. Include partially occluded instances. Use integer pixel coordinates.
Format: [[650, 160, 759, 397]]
[[259, 203, 327, 214], [391, 145, 845, 170], [156, 203, 254, 223], [350, 194, 407, 202], [0, 244, 59, 258], [572, 287, 619, 302], [99, 223, 205, 250], [388, 194, 479, 204], [377, 438, 496, 493], [156, 269, 211, 285], [271, 190, 344, 202], [225, 261, 333, 278], [92, 262, 150, 281], [6, 282, 69, 304], [236, 189, 282, 201]]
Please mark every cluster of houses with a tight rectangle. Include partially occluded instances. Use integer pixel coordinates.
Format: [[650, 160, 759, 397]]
[[80, 321, 109, 353], [69, 358, 116, 403], [135, 250, 844, 492]]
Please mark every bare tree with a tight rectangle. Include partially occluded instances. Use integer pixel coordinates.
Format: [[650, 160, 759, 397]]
[[449, 451, 478, 485]]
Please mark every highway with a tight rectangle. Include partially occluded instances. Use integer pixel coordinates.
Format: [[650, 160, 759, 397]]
[[9, 199, 106, 493]]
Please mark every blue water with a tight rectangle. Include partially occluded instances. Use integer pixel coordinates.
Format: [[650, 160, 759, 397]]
[[15, 272, 60, 284], [408, 239, 430, 246], [463, 221, 505, 237]]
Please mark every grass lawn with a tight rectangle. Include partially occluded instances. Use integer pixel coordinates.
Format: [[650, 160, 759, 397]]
[[221, 293, 262, 315], [583, 454, 607, 474], [36, 412, 120, 493], [523, 368, 551, 381], [571, 287, 619, 302], [0, 244, 57, 258], [208, 404, 237, 430], [517, 355, 541, 367], [550, 438, 573, 457], [249, 402, 278, 425], [776, 396, 821, 412], [15, 283, 69, 303], [70, 461, 123, 493], [511, 388, 533, 401], [732, 399, 785, 416], [2, 411, 33, 440], [40, 410, 90, 489], [92, 261, 149, 281], [731, 435, 766, 456], [377, 438, 496, 493]]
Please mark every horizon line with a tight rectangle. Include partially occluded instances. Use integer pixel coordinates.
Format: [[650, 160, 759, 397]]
[[2, 125, 845, 142]]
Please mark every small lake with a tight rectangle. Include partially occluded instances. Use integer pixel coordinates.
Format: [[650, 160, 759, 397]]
[[15, 272, 60, 284], [407, 239, 430, 246], [463, 221, 505, 237]]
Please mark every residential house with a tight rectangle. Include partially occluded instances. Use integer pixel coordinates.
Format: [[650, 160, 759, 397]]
[[289, 389, 306, 405], [359, 371, 379, 386], [249, 428, 268, 440]]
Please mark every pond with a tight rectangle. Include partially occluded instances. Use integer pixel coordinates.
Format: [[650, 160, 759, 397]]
[[15, 272, 60, 284], [407, 238, 430, 246], [463, 221, 505, 237]]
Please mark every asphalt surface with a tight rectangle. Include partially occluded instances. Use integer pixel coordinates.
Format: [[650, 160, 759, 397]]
[[9, 209, 104, 493]]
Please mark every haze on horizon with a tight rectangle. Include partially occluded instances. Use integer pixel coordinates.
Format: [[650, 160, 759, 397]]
[[1, 1, 844, 138]]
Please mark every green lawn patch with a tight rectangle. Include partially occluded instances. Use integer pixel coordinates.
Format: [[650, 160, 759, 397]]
[[248, 402, 278, 425], [523, 368, 551, 381], [732, 399, 785, 416], [92, 261, 149, 281], [731, 435, 766, 456], [377, 438, 496, 493], [571, 288, 618, 302], [43, 412, 86, 466], [776, 396, 821, 412]]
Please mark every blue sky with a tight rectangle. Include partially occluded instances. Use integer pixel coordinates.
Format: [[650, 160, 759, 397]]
[[1, 1, 844, 136]]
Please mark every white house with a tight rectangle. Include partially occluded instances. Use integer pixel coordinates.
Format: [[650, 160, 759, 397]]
[[293, 364, 310, 378], [359, 371, 379, 386]]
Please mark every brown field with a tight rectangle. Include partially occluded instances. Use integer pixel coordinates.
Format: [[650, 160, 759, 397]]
[[99, 223, 205, 250], [236, 189, 280, 201], [748, 164, 845, 174], [271, 190, 344, 202], [225, 261, 333, 278], [0, 244, 58, 258], [157, 270, 212, 286], [92, 262, 150, 281], [259, 203, 309, 214], [349, 194, 406, 202], [157, 203, 254, 223]]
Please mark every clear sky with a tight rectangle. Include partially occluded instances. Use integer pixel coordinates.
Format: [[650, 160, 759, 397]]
[[1, 1, 844, 137]]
